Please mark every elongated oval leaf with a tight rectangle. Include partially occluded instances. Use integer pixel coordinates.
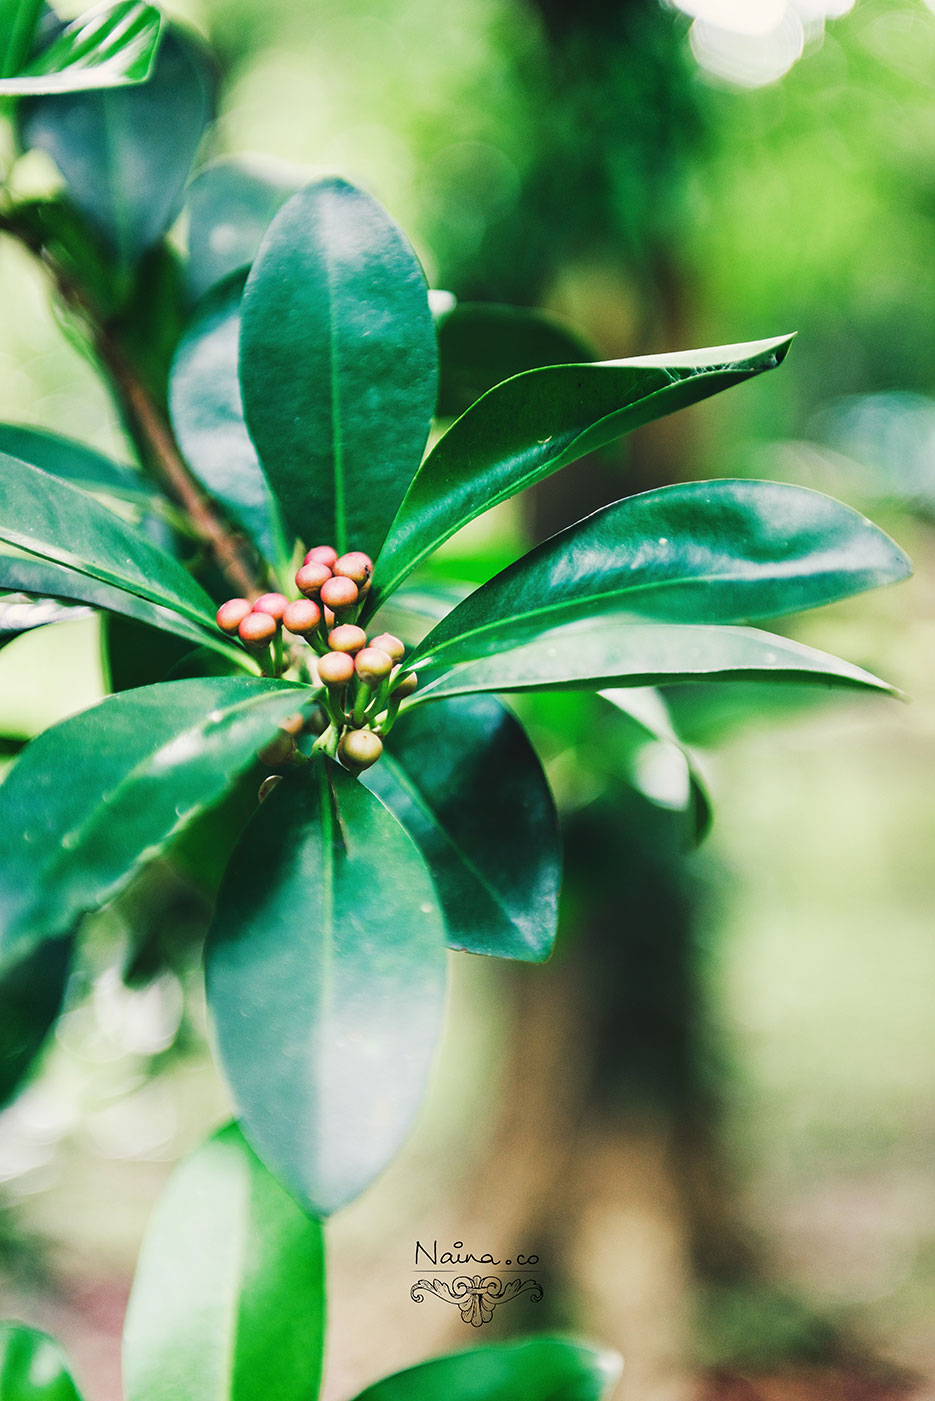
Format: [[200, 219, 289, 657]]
[[367, 335, 795, 615], [0, 677, 309, 970], [170, 275, 290, 574], [0, 1324, 84, 1401], [350, 1337, 622, 1401], [0, 554, 245, 665], [123, 1122, 325, 1401], [185, 155, 302, 301], [0, 1, 162, 95], [409, 480, 910, 673], [0, 423, 158, 507], [365, 694, 560, 961], [239, 178, 439, 558], [19, 26, 214, 265], [0, 452, 225, 635], [409, 618, 898, 703], [206, 759, 446, 1215], [0, 0, 42, 78]]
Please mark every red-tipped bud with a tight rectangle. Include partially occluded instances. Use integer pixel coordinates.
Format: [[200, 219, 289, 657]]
[[355, 646, 393, 686], [216, 598, 252, 634], [283, 599, 322, 636], [338, 727, 383, 773], [304, 545, 338, 569], [253, 592, 289, 621], [295, 562, 332, 598], [318, 651, 356, 687], [258, 774, 283, 803], [327, 624, 367, 654], [333, 551, 373, 589], [392, 671, 418, 699], [259, 731, 295, 767], [320, 575, 359, 610], [238, 611, 278, 646], [369, 632, 405, 663]]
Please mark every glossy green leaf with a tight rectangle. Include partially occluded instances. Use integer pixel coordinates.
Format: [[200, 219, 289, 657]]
[[123, 1122, 325, 1401], [0, 2, 162, 95], [365, 694, 560, 961], [0, 554, 245, 665], [409, 618, 898, 703], [0, 1326, 83, 1401], [0, 453, 225, 635], [409, 481, 910, 673], [170, 275, 290, 573], [0, 593, 86, 650], [20, 27, 214, 265], [206, 760, 447, 1215], [0, 0, 42, 79], [600, 688, 711, 842], [0, 937, 72, 1107], [102, 613, 194, 692], [435, 297, 594, 420], [0, 423, 158, 507], [0, 677, 309, 971], [185, 155, 302, 301], [239, 178, 439, 558], [349, 1337, 622, 1401], [367, 335, 794, 615]]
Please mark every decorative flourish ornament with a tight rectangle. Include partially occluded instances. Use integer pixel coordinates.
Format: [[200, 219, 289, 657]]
[[410, 1274, 543, 1327]]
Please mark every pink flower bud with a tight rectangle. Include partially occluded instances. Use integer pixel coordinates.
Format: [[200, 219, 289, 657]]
[[338, 727, 383, 773], [368, 632, 405, 662], [253, 592, 289, 621], [320, 575, 359, 610], [304, 545, 338, 569], [333, 551, 373, 589], [238, 612, 277, 646], [327, 624, 367, 654], [355, 646, 393, 685], [216, 598, 252, 634], [318, 651, 356, 687], [283, 599, 322, 635], [295, 562, 332, 598]]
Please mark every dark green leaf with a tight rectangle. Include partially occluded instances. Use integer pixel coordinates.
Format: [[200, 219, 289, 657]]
[[206, 759, 446, 1215], [409, 481, 910, 673], [0, 554, 244, 664], [365, 694, 559, 961], [0, 1323, 83, 1401], [599, 688, 711, 842], [435, 297, 594, 419], [0, 677, 309, 970], [367, 336, 795, 615], [349, 1337, 622, 1401], [170, 275, 290, 573], [0, 423, 158, 507], [102, 613, 194, 691], [409, 618, 898, 703], [0, 2, 162, 95], [239, 178, 439, 558], [185, 155, 302, 301], [20, 26, 214, 265], [123, 1122, 325, 1401], [0, 0, 42, 79], [0, 937, 72, 1108]]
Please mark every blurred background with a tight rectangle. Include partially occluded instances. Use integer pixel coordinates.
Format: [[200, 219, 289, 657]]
[[0, 0, 933, 1398]]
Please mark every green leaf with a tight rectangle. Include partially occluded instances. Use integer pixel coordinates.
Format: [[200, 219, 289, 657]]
[[0, 937, 72, 1108], [409, 481, 910, 673], [0, 593, 86, 650], [599, 688, 711, 842], [367, 335, 795, 615], [0, 1323, 84, 1401], [435, 297, 594, 420], [365, 694, 560, 962], [0, 554, 245, 665], [0, 453, 226, 635], [0, 423, 158, 507], [185, 155, 302, 301], [349, 1337, 622, 1401], [0, 2, 162, 96], [409, 618, 898, 703], [0, 677, 309, 970], [19, 26, 214, 266], [205, 759, 447, 1216], [170, 275, 290, 574], [123, 1122, 325, 1401], [102, 613, 194, 692], [0, 0, 42, 79], [239, 178, 439, 559]]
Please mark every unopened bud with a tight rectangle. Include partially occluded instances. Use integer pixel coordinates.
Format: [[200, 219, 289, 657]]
[[338, 727, 383, 773], [355, 646, 393, 686], [238, 611, 278, 646], [258, 774, 283, 803], [283, 598, 322, 636], [295, 562, 331, 598], [320, 575, 359, 611], [333, 551, 373, 589], [259, 731, 295, 767], [392, 672, 418, 699], [369, 632, 405, 663], [279, 712, 307, 736], [253, 592, 289, 621], [317, 651, 355, 687], [327, 624, 366, 654], [304, 545, 338, 569], [216, 598, 252, 634]]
